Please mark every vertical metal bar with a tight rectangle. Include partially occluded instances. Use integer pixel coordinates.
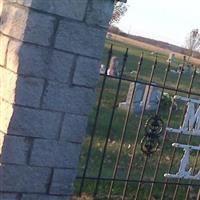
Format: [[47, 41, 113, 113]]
[[132, 62, 170, 199], [172, 68, 198, 200], [145, 60, 185, 200], [93, 48, 129, 197], [160, 62, 195, 200], [134, 56, 164, 200], [107, 53, 144, 199], [134, 156, 148, 200], [184, 151, 199, 200], [197, 189, 200, 200], [155, 62, 171, 115], [78, 44, 113, 196], [146, 62, 171, 200], [122, 55, 158, 200]]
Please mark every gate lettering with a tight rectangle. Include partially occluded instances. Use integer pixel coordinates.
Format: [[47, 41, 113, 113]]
[[166, 96, 200, 136], [165, 96, 200, 181], [164, 143, 200, 180]]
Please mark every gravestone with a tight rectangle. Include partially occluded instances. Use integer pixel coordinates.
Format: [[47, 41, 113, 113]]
[[196, 67, 200, 74], [119, 83, 145, 113], [141, 85, 162, 112], [174, 64, 193, 75], [119, 83, 162, 113], [100, 64, 106, 74], [167, 52, 176, 64], [107, 56, 119, 76]]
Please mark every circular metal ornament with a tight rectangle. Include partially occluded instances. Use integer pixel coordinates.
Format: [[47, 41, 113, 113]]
[[141, 136, 160, 156], [145, 115, 164, 135], [141, 115, 164, 156]]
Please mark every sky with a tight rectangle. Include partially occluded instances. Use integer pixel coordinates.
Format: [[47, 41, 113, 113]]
[[117, 0, 200, 47]]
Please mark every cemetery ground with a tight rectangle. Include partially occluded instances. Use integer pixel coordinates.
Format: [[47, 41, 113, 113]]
[[75, 38, 200, 199]]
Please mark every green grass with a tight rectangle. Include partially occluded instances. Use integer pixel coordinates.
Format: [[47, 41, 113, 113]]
[[75, 39, 200, 200]]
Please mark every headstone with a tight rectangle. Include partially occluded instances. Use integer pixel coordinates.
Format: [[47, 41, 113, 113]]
[[196, 68, 200, 74], [174, 63, 193, 75], [107, 56, 119, 76], [119, 83, 162, 113], [126, 83, 145, 104], [141, 85, 162, 112], [106, 33, 112, 39], [150, 51, 157, 55], [184, 64, 193, 74], [118, 83, 145, 113], [100, 64, 106, 74], [167, 52, 176, 64]]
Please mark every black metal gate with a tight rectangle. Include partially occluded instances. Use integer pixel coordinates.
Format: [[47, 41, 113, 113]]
[[75, 43, 200, 200]]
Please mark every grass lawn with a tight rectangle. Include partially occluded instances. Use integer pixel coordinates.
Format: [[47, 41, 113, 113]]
[[74, 38, 200, 200]]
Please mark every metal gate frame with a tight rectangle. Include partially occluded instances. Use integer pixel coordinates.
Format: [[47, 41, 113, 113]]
[[76, 44, 200, 200]]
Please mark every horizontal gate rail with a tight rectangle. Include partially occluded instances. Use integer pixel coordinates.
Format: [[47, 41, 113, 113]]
[[100, 74, 200, 98], [76, 176, 200, 187]]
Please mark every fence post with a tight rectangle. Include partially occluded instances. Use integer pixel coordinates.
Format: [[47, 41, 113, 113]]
[[0, 0, 119, 199]]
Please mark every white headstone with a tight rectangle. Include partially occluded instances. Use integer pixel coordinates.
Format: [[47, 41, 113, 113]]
[[167, 52, 176, 63], [141, 85, 162, 112], [100, 64, 106, 74], [107, 56, 119, 76], [118, 83, 145, 113]]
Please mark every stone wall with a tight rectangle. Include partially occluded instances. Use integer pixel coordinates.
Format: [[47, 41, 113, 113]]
[[0, 0, 117, 199]]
